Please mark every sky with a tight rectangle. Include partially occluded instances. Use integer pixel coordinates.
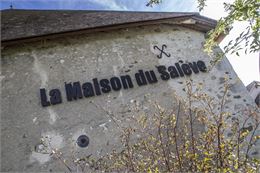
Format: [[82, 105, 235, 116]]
[[1, 0, 259, 85]]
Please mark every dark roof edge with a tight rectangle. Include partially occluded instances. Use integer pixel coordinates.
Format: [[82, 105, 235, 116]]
[[1, 14, 218, 46]]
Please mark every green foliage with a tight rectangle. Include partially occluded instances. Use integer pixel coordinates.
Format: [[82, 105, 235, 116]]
[[146, 0, 162, 7], [204, 0, 260, 55], [197, 0, 207, 12]]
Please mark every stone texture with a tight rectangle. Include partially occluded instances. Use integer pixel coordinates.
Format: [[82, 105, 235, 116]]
[[1, 24, 258, 172]]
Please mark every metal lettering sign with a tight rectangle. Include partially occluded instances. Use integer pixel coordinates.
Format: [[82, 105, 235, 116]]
[[39, 45, 208, 107]]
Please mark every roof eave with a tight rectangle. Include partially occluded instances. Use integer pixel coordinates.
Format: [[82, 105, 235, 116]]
[[1, 15, 219, 46]]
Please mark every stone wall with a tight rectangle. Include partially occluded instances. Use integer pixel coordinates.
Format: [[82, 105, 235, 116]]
[[1, 24, 258, 172]]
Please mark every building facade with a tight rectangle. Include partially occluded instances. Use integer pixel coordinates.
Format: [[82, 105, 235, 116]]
[[1, 10, 259, 172]]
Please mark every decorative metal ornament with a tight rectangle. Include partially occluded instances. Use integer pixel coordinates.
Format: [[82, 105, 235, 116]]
[[153, 44, 171, 59]]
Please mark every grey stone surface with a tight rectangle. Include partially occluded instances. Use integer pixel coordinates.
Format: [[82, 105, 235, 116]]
[[1, 24, 258, 172]]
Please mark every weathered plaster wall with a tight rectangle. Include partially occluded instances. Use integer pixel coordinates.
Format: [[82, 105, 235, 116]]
[[1, 24, 258, 172]]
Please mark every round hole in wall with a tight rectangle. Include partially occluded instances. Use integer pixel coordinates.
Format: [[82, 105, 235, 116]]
[[77, 135, 89, 148]]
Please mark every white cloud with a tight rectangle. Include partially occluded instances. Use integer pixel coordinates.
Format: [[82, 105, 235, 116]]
[[91, 0, 128, 10], [200, 0, 234, 19], [220, 21, 259, 85], [160, 0, 197, 12]]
